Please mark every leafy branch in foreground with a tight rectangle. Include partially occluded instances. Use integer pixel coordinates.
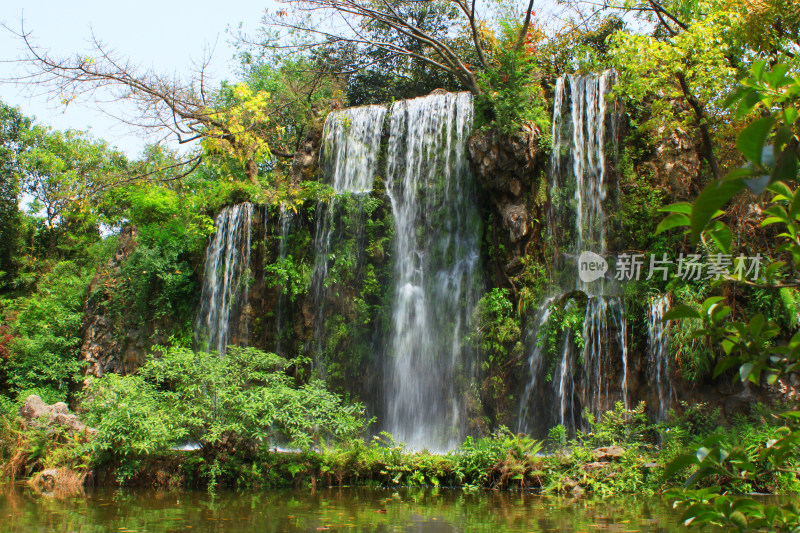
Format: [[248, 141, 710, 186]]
[[659, 60, 800, 532]]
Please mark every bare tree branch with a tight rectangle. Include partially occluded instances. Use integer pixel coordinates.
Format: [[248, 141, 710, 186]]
[[253, 0, 513, 95]]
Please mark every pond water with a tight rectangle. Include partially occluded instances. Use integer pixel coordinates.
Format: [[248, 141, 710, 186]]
[[0, 485, 697, 532]]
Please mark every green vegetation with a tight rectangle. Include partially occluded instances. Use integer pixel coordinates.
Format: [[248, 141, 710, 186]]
[[82, 346, 365, 483], [6, 393, 795, 497], [537, 297, 587, 383], [654, 58, 800, 530], [0, 0, 798, 523]]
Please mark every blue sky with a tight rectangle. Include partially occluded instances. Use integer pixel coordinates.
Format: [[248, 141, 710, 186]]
[[0, 0, 273, 156]]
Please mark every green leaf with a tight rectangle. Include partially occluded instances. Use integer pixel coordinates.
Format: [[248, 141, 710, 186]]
[[765, 261, 786, 279], [752, 60, 766, 81], [763, 205, 789, 220], [691, 179, 746, 245], [772, 148, 799, 182], [709, 223, 732, 254], [770, 64, 790, 87], [767, 181, 793, 198], [714, 356, 741, 378], [664, 305, 701, 320], [737, 117, 775, 165], [740, 91, 762, 117], [656, 213, 690, 235], [775, 126, 794, 149], [762, 216, 786, 227], [664, 453, 699, 479], [702, 296, 725, 312], [723, 86, 749, 108], [748, 314, 765, 336], [790, 189, 800, 219], [659, 202, 693, 215], [729, 510, 747, 529]]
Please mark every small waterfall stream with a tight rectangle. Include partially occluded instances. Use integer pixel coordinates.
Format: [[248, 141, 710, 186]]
[[310, 105, 387, 369], [647, 295, 673, 421], [517, 298, 555, 434], [196, 203, 254, 355], [385, 92, 480, 451], [319, 105, 388, 194], [274, 205, 294, 355], [312, 105, 386, 280], [519, 71, 627, 434]]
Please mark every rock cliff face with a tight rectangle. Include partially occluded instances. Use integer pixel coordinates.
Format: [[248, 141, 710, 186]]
[[644, 122, 702, 201], [80, 226, 175, 379], [291, 103, 332, 185], [467, 123, 546, 283], [80, 226, 149, 378], [292, 127, 323, 183]]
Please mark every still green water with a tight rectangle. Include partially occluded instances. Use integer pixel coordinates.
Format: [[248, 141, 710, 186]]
[[1, 485, 694, 532]]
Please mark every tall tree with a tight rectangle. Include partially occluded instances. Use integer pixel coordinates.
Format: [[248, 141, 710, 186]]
[[0, 102, 31, 290]]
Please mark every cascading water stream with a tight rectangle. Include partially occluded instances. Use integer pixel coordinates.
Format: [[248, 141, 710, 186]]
[[275, 205, 294, 355], [310, 105, 387, 369], [519, 71, 627, 434], [385, 92, 480, 451], [196, 203, 254, 355], [517, 298, 555, 434], [647, 295, 673, 421], [312, 105, 386, 271], [321, 105, 388, 194]]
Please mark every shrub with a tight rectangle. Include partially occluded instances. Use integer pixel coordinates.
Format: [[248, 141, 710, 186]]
[[2, 261, 89, 402], [82, 346, 367, 479]]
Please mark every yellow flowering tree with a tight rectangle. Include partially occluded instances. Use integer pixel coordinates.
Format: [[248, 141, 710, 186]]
[[201, 84, 276, 184]]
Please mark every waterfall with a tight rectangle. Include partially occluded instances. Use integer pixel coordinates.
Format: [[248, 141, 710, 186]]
[[519, 71, 627, 434], [578, 296, 628, 422], [275, 205, 294, 355], [384, 92, 480, 451], [555, 71, 626, 426], [320, 105, 387, 193], [647, 295, 672, 421], [196, 203, 254, 355], [517, 298, 555, 434], [571, 73, 610, 265], [311, 105, 387, 370]]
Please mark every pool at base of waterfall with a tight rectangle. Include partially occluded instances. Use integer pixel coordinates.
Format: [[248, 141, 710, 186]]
[[0, 485, 729, 532]]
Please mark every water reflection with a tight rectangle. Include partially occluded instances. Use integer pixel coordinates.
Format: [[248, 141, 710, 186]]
[[0, 485, 697, 532]]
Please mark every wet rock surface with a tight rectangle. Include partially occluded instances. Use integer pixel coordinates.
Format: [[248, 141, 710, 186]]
[[468, 123, 542, 246]]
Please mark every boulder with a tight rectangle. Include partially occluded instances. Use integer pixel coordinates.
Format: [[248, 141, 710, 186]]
[[20, 395, 97, 436], [467, 124, 542, 245], [28, 468, 90, 494], [581, 461, 610, 471], [592, 445, 625, 461]]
